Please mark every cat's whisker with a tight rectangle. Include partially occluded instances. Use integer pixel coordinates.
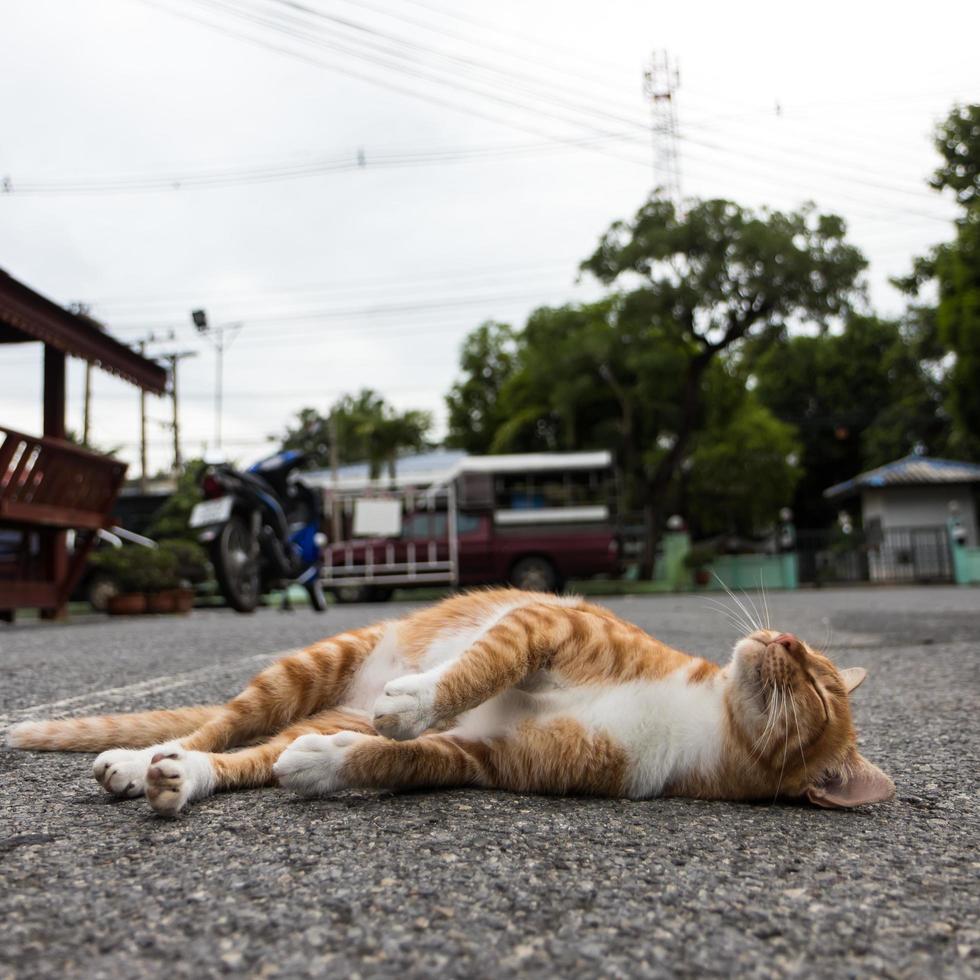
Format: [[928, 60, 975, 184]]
[[713, 573, 761, 633], [701, 598, 754, 636], [740, 589, 764, 633], [771, 695, 790, 805], [752, 686, 780, 760], [788, 692, 809, 785], [700, 596, 756, 637], [759, 576, 772, 630]]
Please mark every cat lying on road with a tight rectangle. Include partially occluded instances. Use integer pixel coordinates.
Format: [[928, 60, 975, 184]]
[[7, 589, 894, 816]]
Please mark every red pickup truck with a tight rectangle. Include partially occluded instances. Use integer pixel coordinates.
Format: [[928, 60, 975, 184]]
[[319, 452, 621, 601]]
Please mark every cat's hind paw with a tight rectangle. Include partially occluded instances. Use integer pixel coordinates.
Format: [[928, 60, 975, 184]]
[[145, 748, 216, 817], [93, 746, 169, 798], [372, 673, 437, 741], [273, 731, 366, 797]]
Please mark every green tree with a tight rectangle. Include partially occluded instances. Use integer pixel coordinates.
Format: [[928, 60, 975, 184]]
[[487, 299, 689, 510], [896, 104, 980, 460], [580, 195, 866, 569], [684, 374, 801, 538], [279, 389, 433, 478], [747, 316, 945, 526], [146, 458, 206, 542], [445, 321, 519, 453]]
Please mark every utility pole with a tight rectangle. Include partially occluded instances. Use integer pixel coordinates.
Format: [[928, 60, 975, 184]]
[[69, 302, 97, 447], [161, 351, 197, 473], [138, 341, 148, 493], [329, 409, 342, 540], [192, 310, 243, 454], [643, 50, 682, 208], [130, 330, 174, 491]]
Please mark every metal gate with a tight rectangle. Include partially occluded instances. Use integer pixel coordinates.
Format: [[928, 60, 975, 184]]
[[795, 525, 954, 585]]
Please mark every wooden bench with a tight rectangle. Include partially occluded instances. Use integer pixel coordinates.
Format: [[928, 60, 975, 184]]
[[0, 425, 127, 618]]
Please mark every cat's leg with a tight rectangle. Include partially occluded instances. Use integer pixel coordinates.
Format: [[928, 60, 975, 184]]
[[143, 708, 375, 816], [93, 623, 384, 799], [275, 718, 629, 799], [373, 602, 578, 740], [161, 623, 385, 754]]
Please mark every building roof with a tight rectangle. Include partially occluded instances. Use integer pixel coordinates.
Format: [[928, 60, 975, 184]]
[[0, 269, 167, 393], [307, 449, 613, 491], [824, 455, 980, 500]]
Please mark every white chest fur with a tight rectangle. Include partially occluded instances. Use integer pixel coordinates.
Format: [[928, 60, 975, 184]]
[[450, 670, 727, 799]]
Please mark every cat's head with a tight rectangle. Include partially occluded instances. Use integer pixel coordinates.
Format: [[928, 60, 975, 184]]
[[728, 630, 894, 808]]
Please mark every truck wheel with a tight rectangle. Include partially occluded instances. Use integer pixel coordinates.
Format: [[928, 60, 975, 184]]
[[509, 556, 558, 593]]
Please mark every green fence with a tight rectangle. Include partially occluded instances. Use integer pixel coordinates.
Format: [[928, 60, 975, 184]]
[[649, 532, 798, 592]]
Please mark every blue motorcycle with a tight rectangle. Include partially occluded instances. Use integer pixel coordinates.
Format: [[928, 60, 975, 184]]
[[189, 450, 327, 613]]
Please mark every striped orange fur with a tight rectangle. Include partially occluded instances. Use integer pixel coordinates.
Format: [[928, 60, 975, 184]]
[[6, 588, 894, 816]]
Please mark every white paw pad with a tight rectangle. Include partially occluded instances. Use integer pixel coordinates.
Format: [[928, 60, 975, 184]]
[[372, 674, 437, 741], [145, 748, 216, 817], [93, 746, 170, 798], [273, 731, 366, 797]]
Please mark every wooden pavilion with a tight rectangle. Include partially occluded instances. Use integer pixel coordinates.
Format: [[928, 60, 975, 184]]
[[0, 269, 167, 619]]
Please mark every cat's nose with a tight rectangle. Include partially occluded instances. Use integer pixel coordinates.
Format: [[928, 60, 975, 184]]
[[772, 633, 805, 661]]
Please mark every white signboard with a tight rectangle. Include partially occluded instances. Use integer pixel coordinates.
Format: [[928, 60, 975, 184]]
[[353, 499, 403, 537]]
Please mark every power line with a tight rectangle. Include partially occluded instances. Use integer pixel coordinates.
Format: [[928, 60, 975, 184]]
[[0, 133, 634, 195]]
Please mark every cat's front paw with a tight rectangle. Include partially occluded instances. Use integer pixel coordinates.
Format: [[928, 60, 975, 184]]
[[273, 731, 366, 797], [145, 748, 216, 817], [93, 745, 175, 798], [372, 674, 437, 741]]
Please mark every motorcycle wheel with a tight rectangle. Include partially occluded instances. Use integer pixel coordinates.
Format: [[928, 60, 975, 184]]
[[212, 517, 261, 613]]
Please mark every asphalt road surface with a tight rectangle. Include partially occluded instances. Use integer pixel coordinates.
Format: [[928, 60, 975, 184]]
[[1, 587, 978, 979]]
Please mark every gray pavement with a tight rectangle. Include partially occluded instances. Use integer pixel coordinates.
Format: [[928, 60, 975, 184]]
[[1, 587, 978, 979]]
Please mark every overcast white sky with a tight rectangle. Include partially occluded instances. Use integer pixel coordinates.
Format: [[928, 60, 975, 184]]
[[1, 0, 976, 474]]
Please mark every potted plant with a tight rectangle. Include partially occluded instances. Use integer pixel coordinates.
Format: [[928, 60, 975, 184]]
[[90, 547, 156, 615], [683, 543, 718, 587], [143, 547, 181, 613], [156, 540, 209, 613]]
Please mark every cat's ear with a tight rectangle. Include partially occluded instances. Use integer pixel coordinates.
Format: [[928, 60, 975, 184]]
[[839, 667, 867, 693], [805, 751, 895, 809]]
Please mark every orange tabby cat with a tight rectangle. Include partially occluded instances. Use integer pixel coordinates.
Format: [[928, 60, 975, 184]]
[[7, 589, 894, 815]]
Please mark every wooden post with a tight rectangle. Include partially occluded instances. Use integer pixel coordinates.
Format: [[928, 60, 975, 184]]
[[43, 346, 67, 440], [42, 345, 68, 618]]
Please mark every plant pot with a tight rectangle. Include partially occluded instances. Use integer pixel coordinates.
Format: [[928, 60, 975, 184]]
[[146, 591, 178, 614], [107, 593, 147, 616], [172, 588, 196, 614]]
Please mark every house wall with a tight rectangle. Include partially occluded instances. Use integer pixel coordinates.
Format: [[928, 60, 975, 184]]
[[860, 485, 978, 546]]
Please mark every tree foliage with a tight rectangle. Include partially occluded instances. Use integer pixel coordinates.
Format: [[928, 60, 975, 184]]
[[444, 195, 862, 559], [445, 322, 519, 453], [896, 103, 980, 460], [146, 458, 206, 542], [747, 317, 945, 526], [579, 195, 865, 565], [684, 377, 801, 538], [930, 103, 980, 207], [279, 389, 433, 479]]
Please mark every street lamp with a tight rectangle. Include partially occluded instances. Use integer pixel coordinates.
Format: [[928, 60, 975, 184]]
[[190, 309, 242, 453]]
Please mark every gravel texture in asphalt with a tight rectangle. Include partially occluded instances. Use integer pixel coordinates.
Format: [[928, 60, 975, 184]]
[[1, 587, 978, 979]]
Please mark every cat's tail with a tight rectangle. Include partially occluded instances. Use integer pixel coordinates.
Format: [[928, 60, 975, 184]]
[[5, 704, 222, 752]]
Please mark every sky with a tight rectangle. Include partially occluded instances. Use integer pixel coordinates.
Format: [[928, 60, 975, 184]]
[[0, 0, 977, 475]]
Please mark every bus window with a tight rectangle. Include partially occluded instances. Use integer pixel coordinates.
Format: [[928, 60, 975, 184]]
[[401, 512, 448, 539], [457, 513, 481, 535]]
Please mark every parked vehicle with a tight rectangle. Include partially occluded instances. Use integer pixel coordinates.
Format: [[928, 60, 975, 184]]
[[190, 450, 327, 613], [319, 452, 621, 601]]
